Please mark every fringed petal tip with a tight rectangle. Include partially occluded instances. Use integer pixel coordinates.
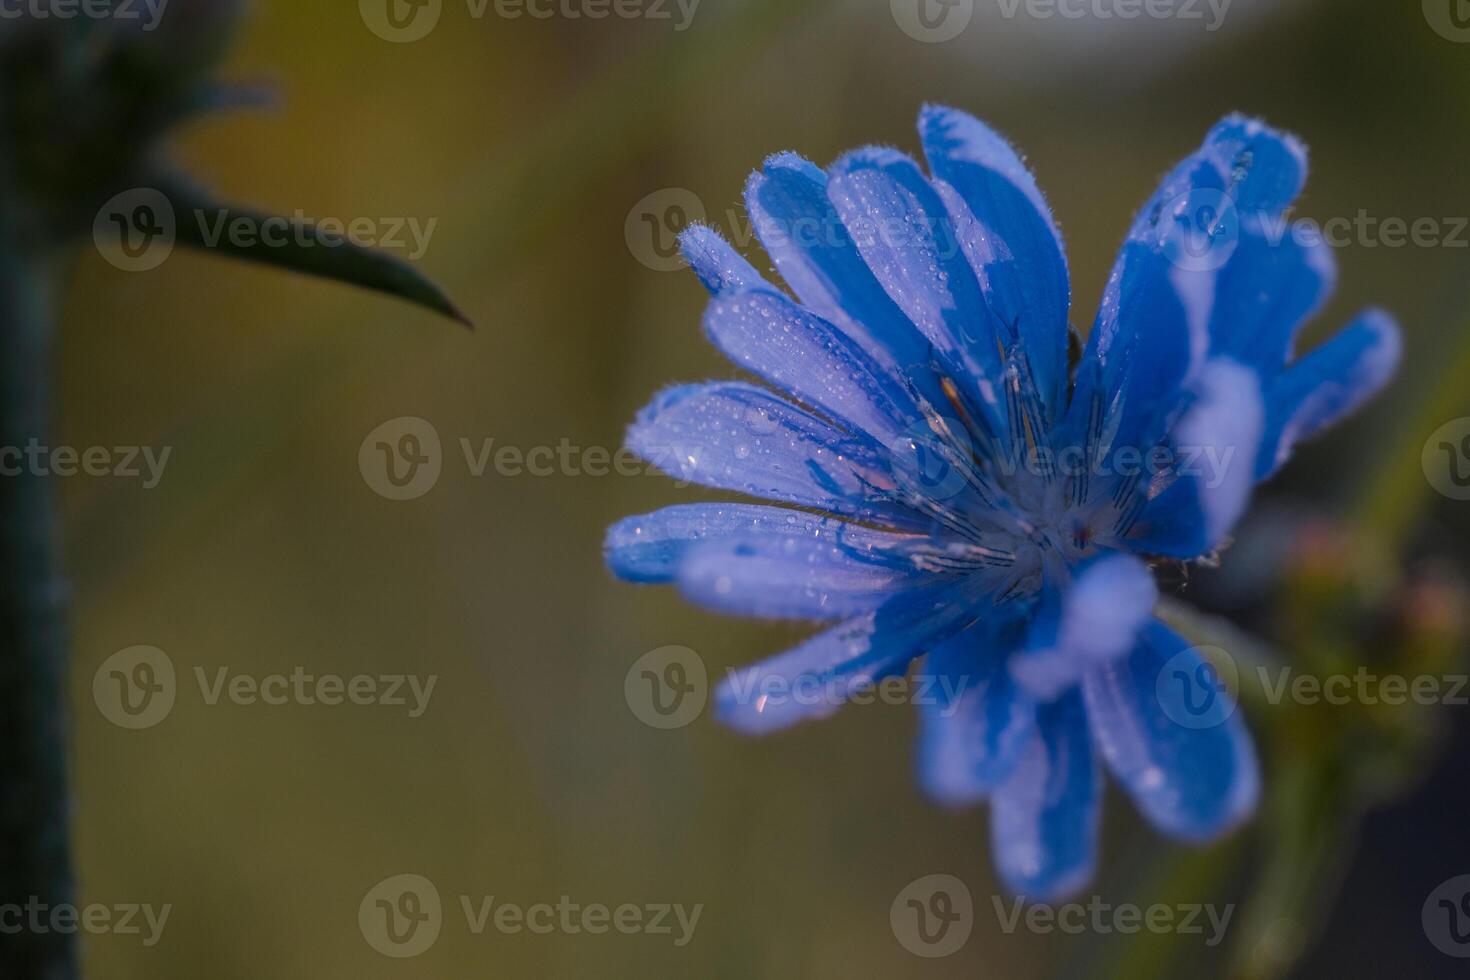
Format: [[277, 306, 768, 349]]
[[678, 223, 761, 295]]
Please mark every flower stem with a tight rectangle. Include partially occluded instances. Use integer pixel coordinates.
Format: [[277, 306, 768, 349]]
[[1353, 306, 1470, 543], [0, 232, 76, 980]]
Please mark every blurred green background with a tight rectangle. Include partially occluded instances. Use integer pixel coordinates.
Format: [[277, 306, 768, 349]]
[[55, 0, 1470, 976]]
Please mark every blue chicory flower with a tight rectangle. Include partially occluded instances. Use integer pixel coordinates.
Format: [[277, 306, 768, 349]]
[[605, 106, 1401, 900]]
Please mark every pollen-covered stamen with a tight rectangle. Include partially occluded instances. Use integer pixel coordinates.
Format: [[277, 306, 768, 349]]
[[900, 538, 1017, 573], [1064, 358, 1106, 510], [882, 327, 1120, 566], [1000, 338, 1056, 488], [881, 381, 1038, 544], [885, 358, 1014, 523], [849, 453, 1009, 550]]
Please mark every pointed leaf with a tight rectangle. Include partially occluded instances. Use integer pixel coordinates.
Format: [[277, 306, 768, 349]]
[[157, 174, 470, 327]]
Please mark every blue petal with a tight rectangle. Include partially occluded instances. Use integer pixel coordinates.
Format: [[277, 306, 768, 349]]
[[679, 223, 765, 295], [702, 287, 921, 446], [626, 382, 920, 527], [1078, 116, 1309, 452], [743, 154, 951, 400], [1011, 554, 1158, 702], [1257, 309, 1402, 480], [1125, 115, 1306, 246], [1081, 619, 1259, 842], [1124, 358, 1265, 559], [1208, 220, 1336, 375], [1075, 239, 1210, 456], [676, 532, 937, 621], [915, 616, 1036, 806], [825, 147, 1008, 424], [605, 503, 918, 584], [990, 690, 1100, 901], [918, 105, 1070, 413], [714, 596, 974, 735]]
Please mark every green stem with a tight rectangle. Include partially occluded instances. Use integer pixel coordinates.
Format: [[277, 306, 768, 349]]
[[1094, 837, 1244, 980], [0, 234, 76, 980], [1353, 307, 1470, 543], [1226, 759, 1352, 980]]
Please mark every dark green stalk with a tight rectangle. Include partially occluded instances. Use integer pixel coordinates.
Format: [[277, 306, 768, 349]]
[[0, 231, 75, 980]]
